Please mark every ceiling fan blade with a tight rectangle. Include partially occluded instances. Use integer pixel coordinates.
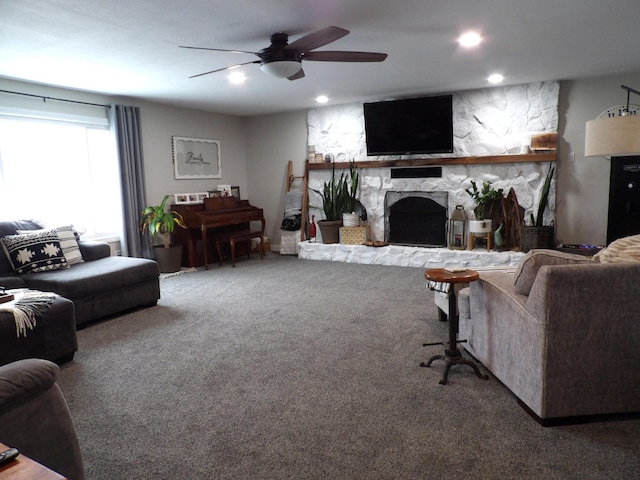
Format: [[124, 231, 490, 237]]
[[179, 45, 258, 55], [287, 69, 305, 81], [285, 26, 349, 54], [303, 51, 388, 62], [188, 60, 260, 79]]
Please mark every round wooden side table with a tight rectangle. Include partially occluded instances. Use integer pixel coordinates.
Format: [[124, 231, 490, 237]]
[[422, 268, 488, 385]]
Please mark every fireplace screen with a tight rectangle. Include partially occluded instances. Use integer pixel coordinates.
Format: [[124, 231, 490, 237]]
[[384, 191, 448, 247]]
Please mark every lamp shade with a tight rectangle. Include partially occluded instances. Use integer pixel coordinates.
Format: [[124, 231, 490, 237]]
[[585, 115, 640, 157], [260, 61, 301, 78]]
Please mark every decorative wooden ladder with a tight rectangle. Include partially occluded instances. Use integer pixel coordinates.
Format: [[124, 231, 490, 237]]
[[285, 160, 309, 242]]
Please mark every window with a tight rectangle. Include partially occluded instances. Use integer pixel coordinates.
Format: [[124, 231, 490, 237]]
[[0, 115, 123, 240]]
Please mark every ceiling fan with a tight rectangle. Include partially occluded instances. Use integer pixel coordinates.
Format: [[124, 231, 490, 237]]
[[179, 26, 387, 80]]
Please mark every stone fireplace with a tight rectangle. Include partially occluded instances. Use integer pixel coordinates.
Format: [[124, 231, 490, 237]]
[[384, 191, 448, 247]]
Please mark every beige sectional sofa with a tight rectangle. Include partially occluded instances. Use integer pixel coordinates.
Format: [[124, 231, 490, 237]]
[[459, 246, 640, 425]]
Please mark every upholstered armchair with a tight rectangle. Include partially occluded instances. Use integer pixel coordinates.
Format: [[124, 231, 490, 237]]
[[0, 358, 85, 480]]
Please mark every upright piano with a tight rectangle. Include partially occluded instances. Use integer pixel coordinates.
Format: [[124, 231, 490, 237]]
[[172, 196, 265, 267]]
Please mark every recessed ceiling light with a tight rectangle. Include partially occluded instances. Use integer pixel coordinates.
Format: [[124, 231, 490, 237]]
[[487, 74, 504, 84], [228, 71, 246, 84], [316, 95, 329, 104], [458, 32, 482, 48]]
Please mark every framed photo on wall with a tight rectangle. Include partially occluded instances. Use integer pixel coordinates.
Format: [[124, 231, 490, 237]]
[[172, 136, 221, 179]]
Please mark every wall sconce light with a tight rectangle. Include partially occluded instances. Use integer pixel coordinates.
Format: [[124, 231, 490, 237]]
[[585, 85, 640, 157], [448, 205, 467, 250]]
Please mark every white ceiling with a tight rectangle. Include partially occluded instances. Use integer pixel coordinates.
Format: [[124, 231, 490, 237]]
[[2, 0, 640, 117]]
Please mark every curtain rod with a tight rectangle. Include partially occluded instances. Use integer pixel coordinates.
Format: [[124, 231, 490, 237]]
[[0, 89, 111, 108]]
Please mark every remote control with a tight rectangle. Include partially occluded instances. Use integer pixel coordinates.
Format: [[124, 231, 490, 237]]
[[0, 447, 19, 466]]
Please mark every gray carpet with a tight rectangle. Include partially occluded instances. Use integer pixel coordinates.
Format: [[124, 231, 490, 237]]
[[57, 255, 640, 479]]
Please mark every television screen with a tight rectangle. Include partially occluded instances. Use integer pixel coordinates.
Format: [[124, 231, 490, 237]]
[[363, 95, 453, 156]]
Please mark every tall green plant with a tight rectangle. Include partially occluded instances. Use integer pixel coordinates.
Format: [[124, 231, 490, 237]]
[[530, 163, 555, 227], [312, 160, 359, 221], [140, 195, 186, 248]]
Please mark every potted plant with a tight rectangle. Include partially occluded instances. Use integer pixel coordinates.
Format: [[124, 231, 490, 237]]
[[465, 180, 504, 220], [140, 195, 186, 273], [311, 161, 357, 243], [465, 180, 504, 239], [521, 163, 555, 252]]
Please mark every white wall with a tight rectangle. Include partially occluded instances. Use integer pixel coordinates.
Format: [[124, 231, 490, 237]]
[[137, 100, 247, 206], [557, 71, 640, 245], [245, 110, 308, 246]]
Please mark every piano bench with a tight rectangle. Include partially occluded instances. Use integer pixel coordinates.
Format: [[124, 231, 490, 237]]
[[215, 230, 264, 267]]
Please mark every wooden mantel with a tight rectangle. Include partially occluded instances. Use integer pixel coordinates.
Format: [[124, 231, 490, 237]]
[[307, 152, 556, 170]]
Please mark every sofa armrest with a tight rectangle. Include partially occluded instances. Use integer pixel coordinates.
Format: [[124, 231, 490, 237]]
[[524, 262, 640, 325], [0, 276, 26, 289], [78, 240, 111, 261], [0, 359, 86, 480], [0, 359, 58, 412]]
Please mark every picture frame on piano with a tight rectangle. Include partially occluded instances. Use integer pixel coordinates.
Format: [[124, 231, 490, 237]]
[[231, 186, 240, 199], [175, 192, 209, 204], [172, 136, 222, 179]]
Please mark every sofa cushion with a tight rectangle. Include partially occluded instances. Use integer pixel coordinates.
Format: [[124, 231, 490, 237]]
[[513, 249, 595, 295], [0, 230, 69, 274], [21, 256, 159, 299], [593, 234, 640, 263], [18, 225, 83, 266]]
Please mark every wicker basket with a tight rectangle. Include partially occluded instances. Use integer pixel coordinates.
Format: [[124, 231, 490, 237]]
[[520, 225, 554, 252], [339, 226, 370, 245]]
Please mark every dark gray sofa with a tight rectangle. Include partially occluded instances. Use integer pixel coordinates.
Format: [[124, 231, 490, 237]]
[[0, 220, 160, 329]]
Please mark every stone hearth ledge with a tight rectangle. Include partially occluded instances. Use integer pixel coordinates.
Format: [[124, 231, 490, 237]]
[[298, 241, 525, 269]]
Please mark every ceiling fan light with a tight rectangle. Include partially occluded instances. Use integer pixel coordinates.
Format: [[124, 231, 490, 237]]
[[260, 60, 302, 78], [585, 115, 640, 157]]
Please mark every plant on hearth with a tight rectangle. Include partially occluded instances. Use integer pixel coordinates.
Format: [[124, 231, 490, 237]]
[[140, 195, 186, 248], [465, 180, 504, 220], [312, 160, 358, 221], [529, 163, 555, 227]]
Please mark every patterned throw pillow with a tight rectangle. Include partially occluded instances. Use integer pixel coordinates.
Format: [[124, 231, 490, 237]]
[[1, 230, 69, 273], [18, 225, 84, 266]]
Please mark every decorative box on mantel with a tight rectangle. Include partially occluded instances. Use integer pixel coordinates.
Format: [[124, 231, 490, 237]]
[[340, 226, 370, 245]]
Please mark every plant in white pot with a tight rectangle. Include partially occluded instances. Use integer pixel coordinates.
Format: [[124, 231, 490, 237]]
[[465, 180, 504, 235], [140, 195, 186, 273]]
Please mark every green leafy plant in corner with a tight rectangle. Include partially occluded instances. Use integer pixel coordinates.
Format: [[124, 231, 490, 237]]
[[311, 160, 359, 221], [140, 195, 186, 248], [465, 180, 504, 220], [530, 163, 555, 227]]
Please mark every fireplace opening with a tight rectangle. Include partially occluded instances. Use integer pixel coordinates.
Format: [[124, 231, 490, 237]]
[[384, 191, 448, 247]]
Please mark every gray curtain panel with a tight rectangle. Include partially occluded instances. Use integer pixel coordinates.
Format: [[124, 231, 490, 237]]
[[111, 104, 150, 258]]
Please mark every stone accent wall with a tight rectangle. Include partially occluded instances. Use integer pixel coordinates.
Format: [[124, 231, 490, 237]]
[[307, 81, 559, 243]]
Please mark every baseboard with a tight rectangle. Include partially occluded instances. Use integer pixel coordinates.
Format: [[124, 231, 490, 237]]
[[516, 399, 640, 427]]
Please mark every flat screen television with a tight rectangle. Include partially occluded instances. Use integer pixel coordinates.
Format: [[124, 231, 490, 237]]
[[363, 95, 453, 156]]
